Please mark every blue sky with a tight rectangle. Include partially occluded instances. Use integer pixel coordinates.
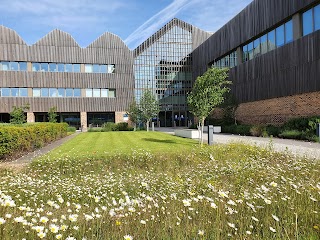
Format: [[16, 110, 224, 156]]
[[0, 0, 253, 49]]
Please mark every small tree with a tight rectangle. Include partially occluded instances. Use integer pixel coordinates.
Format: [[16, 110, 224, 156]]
[[126, 100, 141, 131], [10, 104, 30, 124], [187, 67, 231, 145], [48, 107, 58, 123], [139, 90, 159, 132]]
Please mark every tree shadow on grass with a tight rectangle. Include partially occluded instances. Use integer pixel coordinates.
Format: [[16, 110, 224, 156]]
[[141, 138, 177, 144]]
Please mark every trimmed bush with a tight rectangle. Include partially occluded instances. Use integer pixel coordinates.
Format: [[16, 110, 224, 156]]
[[67, 127, 77, 133], [222, 125, 251, 135], [279, 130, 303, 140], [266, 125, 281, 137], [101, 122, 118, 132], [0, 123, 68, 160]]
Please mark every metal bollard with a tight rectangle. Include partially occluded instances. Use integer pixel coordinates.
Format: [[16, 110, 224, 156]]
[[208, 125, 214, 145], [317, 123, 320, 142]]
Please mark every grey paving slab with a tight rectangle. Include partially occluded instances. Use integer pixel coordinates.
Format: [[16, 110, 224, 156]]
[[155, 127, 320, 159]]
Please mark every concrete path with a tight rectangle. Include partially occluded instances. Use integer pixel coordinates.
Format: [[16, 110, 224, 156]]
[[0, 132, 80, 168], [155, 127, 320, 159]]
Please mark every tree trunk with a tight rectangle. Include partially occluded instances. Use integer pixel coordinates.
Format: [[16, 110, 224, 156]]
[[198, 121, 201, 145], [134, 123, 137, 131], [146, 120, 149, 132], [201, 117, 205, 146]]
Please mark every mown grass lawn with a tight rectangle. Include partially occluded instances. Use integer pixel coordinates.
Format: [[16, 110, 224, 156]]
[[47, 131, 198, 159], [0, 132, 319, 240]]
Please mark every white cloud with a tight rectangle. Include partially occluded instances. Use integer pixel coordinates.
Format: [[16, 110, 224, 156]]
[[125, 0, 253, 49], [124, 0, 198, 49]]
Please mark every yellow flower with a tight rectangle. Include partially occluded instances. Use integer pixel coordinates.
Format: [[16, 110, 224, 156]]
[[116, 220, 122, 226]]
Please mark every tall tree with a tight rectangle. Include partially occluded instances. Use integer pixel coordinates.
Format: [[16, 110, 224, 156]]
[[126, 100, 141, 131], [139, 90, 159, 132], [187, 67, 231, 145]]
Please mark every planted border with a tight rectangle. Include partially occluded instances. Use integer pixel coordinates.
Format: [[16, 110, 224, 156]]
[[0, 123, 68, 160]]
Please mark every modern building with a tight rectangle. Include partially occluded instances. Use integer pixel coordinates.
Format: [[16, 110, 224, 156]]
[[134, 19, 210, 127], [0, 27, 134, 130], [1, 0, 320, 128], [193, 0, 320, 125]]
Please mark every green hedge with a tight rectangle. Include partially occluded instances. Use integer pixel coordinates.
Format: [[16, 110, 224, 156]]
[[0, 123, 68, 160], [88, 122, 134, 132]]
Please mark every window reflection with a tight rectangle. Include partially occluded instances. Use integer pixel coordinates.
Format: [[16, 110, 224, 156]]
[[19, 62, 27, 71], [49, 63, 57, 72], [285, 20, 293, 43], [41, 88, 49, 97], [303, 9, 313, 36], [315, 5, 320, 31], [276, 25, 285, 47]]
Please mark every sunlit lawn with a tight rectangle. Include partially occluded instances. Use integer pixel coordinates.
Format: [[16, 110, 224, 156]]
[[47, 131, 198, 159], [0, 132, 319, 239]]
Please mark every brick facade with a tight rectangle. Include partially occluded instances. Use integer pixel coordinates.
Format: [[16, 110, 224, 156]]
[[211, 91, 320, 125], [115, 112, 128, 124]]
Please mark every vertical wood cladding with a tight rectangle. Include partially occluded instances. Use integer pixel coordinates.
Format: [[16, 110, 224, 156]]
[[0, 27, 134, 113], [193, 0, 320, 104]]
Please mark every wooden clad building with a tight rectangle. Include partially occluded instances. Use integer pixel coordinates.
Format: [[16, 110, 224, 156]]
[[0, 26, 134, 130], [193, 0, 320, 125]]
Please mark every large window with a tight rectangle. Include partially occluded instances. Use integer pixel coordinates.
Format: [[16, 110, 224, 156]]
[[85, 64, 115, 73], [0, 61, 28, 71], [0, 88, 113, 98], [242, 19, 293, 63], [303, 9, 313, 36], [213, 51, 237, 68], [303, 4, 320, 36]]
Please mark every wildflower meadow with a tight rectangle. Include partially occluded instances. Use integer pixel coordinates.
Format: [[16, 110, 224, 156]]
[[0, 132, 319, 239]]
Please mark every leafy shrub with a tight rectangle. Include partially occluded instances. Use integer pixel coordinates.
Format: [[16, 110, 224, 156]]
[[266, 125, 281, 137], [101, 122, 118, 132], [94, 122, 134, 132], [250, 125, 266, 137], [88, 128, 102, 132], [67, 127, 76, 133], [283, 116, 320, 131], [117, 122, 130, 131], [0, 123, 68, 160], [279, 130, 302, 140], [222, 125, 251, 135], [282, 116, 320, 141]]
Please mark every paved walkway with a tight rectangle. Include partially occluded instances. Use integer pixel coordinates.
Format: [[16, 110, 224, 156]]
[[155, 127, 320, 159], [0, 132, 80, 168]]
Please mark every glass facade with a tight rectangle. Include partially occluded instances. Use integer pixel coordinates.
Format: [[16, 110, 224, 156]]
[[303, 3, 320, 36], [135, 25, 193, 127]]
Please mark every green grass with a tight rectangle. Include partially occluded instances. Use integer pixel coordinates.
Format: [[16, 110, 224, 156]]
[[0, 132, 319, 239], [47, 131, 198, 158]]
